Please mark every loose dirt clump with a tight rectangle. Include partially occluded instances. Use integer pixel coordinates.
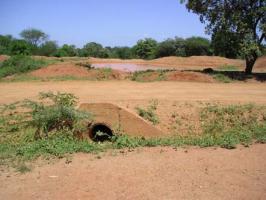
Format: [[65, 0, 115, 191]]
[[0, 55, 9, 62]]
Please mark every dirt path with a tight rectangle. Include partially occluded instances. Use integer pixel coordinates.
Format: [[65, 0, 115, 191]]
[[1, 144, 266, 200], [0, 81, 266, 105]]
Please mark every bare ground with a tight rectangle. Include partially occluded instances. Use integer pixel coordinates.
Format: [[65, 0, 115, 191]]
[[1, 145, 266, 200], [1, 81, 266, 199]]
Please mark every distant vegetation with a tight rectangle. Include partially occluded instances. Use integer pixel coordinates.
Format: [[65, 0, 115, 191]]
[[1, 28, 221, 60]]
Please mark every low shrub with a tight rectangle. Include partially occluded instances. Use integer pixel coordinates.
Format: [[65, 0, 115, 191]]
[[0, 55, 49, 78]]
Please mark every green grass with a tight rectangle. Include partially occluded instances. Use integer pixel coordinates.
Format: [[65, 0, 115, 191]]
[[218, 65, 239, 71], [0, 55, 56, 79], [213, 73, 233, 83], [0, 100, 265, 171]]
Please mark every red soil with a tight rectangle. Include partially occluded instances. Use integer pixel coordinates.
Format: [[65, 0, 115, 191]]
[[30, 62, 126, 80]]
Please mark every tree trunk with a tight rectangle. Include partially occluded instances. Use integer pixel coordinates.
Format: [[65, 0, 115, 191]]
[[245, 54, 257, 75]]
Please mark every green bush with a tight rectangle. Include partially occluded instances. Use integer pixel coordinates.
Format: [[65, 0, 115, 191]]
[[0, 55, 48, 78], [9, 40, 31, 55], [24, 92, 92, 139]]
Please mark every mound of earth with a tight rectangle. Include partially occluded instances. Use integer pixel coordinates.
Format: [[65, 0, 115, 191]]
[[134, 71, 215, 83], [0, 55, 9, 62], [30, 62, 127, 80], [89, 56, 245, 70]]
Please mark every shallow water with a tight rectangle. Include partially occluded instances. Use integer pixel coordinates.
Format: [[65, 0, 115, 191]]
[[92, 63, 172, 72]]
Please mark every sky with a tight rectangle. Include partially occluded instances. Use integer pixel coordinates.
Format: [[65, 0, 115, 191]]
[[0, 0, 208, 47]]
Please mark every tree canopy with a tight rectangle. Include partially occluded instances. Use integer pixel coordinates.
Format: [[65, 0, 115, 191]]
[[182, 0, 266, 74], [20, 28, 48, 46]]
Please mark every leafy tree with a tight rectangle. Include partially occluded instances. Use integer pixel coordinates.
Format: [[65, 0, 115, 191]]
[[38, 41, 58, 56], [0, 35, 13, 55], [81, 42, 109, 58], [54, 44, 76, 57], [156, 39, 177, 57], [185, 37, 212, 56], [20, 28, 48, 46], [156, 37, 186, 57], [211, 29, 241, 59], [181, 0, 266, 74], [174, 37, 186, 56], [109, 46, 133, 59], [9, 40, 31, 55], [134, 38, 158, 59]]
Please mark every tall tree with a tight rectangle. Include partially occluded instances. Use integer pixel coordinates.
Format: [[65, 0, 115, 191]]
[[134, 38, 158, 59], [20, 28, 48, 46], [181, 0, 266, 74]]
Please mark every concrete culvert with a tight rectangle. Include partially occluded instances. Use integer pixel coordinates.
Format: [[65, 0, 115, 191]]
[[89, 123, 113, 142], [79, 103, 163, 138]]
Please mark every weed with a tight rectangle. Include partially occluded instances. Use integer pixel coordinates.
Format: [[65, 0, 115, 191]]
[[136, 100, 159, 125], [213, 73, 232, 83], [16, 162, 31, 173]]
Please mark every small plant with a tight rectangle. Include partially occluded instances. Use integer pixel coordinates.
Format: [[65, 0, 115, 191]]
[[136, 100, 159, 125], [16, 163, 31, 173], [25, 92, 92, 139]]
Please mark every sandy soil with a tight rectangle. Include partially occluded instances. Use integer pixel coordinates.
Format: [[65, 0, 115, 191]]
[[0, 81, 265, 105], [1, 144, 266, 200], [89, 56, 245, 69], [1, 81, 266, 134], [1, 81, 266, 199]]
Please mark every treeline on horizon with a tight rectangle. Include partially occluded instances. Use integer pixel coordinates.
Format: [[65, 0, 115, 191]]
[[0, 28, 264, 60]]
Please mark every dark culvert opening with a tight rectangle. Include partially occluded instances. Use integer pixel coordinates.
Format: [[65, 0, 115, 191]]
[[90, 123, 113, 142]]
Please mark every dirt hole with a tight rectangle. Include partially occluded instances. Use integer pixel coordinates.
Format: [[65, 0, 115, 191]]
[[90, 123, 113, 142]]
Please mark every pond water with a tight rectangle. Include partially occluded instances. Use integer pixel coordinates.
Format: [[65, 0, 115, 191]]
[[92, 63, 173, 72]]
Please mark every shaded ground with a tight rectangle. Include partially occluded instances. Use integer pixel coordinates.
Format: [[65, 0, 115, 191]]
[[1, 145, 265, 200]]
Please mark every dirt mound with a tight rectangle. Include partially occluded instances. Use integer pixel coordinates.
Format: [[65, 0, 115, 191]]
[[90, 56, 245, 69], [30, 62, 127, 80], [133, 70, 215, 82], [0, 55, 9, 62], [166, 71, 215, 82]]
